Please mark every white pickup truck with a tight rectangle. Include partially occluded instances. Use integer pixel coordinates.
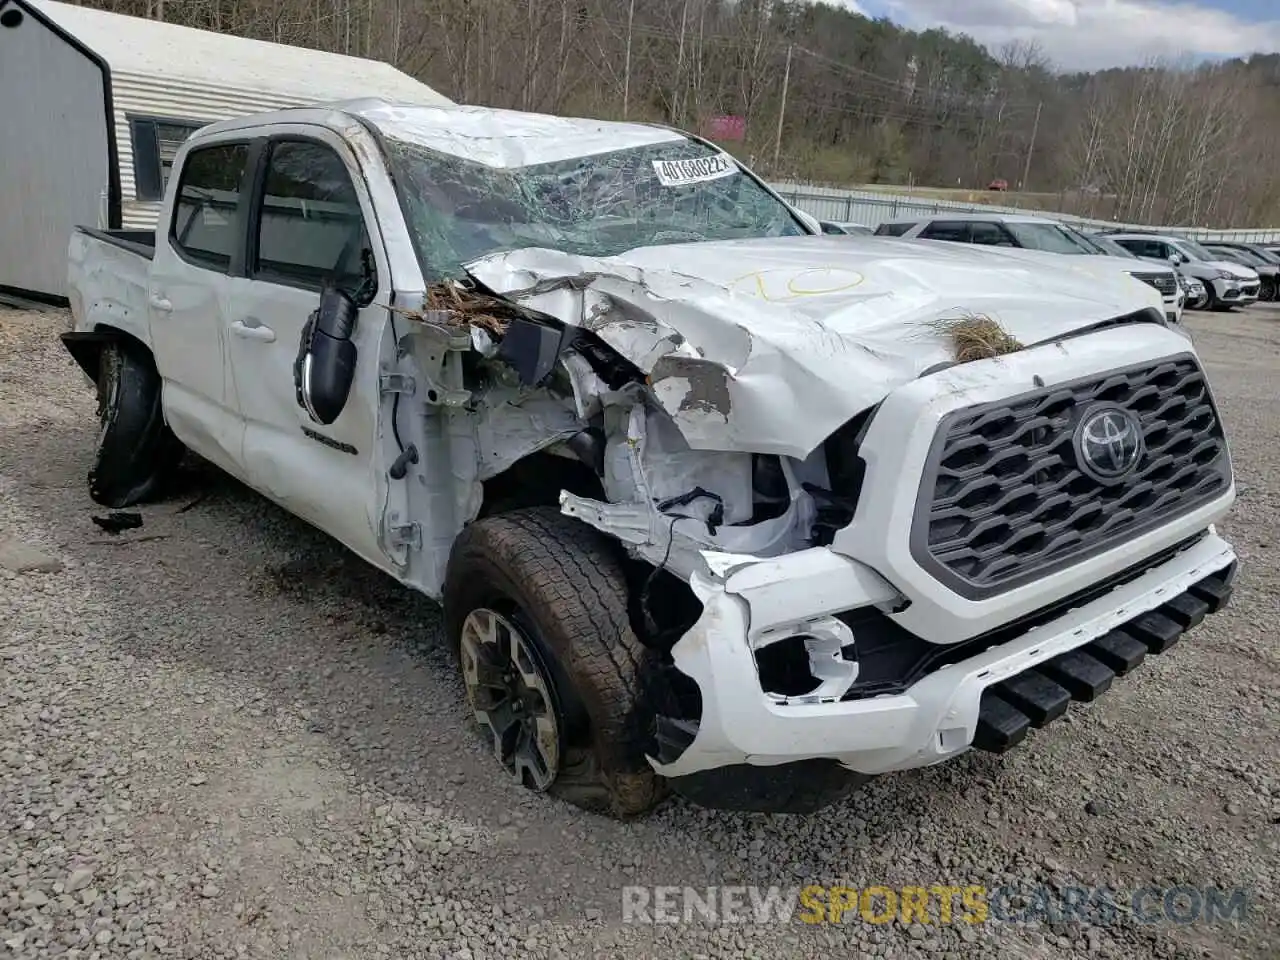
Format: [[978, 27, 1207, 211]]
[[63, 99, 1238, 817]]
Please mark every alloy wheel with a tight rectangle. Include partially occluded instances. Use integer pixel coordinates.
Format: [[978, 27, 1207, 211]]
[[459, 608, 561, 791]]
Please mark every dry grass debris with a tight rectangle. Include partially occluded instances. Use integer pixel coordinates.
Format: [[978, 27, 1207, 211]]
[[931, 314, 1025, 363]]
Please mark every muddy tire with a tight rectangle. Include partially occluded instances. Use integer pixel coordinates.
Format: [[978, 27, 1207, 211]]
[[443, 508, 666, 818], [88, 340, 183, 508]]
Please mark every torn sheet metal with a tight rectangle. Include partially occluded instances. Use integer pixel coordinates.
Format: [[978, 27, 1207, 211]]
[[467, 238, 1166, 460], [602, 405, 753, 527], [473, 390, 584, 482]]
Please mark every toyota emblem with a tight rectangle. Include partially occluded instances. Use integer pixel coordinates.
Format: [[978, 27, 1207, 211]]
[[1074, 405, 1144, 483]]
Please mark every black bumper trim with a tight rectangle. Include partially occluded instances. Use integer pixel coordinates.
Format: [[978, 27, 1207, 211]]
[[973, 561, 1236, 755]]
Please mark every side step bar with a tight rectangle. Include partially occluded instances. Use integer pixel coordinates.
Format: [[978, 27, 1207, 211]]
[[973, 562, 1235, 754]]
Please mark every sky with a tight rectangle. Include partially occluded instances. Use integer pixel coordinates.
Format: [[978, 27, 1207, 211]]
[[839, 0, 1280, 71]]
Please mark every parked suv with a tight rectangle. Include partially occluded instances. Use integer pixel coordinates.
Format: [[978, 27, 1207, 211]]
[[1105, 233, 1260, 311], [875, 215, 1184, 322], [1202, 243, 1278, 301], [1087, 232, 1209, 309]]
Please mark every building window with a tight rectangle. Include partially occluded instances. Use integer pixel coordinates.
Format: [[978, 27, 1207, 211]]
[[130, 116, 207, 201]]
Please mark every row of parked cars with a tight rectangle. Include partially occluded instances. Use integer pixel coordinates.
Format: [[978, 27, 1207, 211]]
[[820, 214, 1278, 319]]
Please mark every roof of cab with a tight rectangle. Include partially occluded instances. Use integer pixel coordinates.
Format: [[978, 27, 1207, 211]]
[[197, 99, 698, 169]]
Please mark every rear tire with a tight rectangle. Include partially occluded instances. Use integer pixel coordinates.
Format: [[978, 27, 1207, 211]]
[[88, 339, 184, 508], [443, 507, 666, 818]]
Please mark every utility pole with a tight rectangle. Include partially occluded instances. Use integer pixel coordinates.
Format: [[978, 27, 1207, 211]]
[[622, 0, 636, 119], [1022, 101, 1043, 191], [673, 0, 689, 126], [773, 44, 793, 171]]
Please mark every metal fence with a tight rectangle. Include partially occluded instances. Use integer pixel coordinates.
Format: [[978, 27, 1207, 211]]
[[768, 182, 1280, 244]]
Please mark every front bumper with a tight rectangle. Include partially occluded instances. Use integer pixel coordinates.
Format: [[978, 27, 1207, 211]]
[[651, 532, 1235, 781], [646, 323, 1237, 804], [1217, 278, 1259, 303]]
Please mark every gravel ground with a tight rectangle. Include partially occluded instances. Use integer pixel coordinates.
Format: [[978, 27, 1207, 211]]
[[1, 304, 1276, 960]]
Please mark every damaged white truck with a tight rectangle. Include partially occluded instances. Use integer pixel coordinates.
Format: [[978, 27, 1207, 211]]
[[63, 99, 1238, 816]]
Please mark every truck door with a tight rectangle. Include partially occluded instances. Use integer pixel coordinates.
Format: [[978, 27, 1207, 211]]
[[222, 133, 393, 570], [148, 139, 252, 475]]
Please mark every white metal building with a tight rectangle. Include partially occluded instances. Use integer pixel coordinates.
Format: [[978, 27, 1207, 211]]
[[0, 0, 452, 299]]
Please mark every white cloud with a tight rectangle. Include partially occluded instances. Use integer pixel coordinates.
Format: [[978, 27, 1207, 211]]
[[882, 0, 1280, 70], [821, 0, 869, 15]]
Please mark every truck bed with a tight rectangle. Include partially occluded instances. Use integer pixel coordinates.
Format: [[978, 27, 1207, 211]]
[[76, 226, 156, 261], [66, 225, 155, 362]]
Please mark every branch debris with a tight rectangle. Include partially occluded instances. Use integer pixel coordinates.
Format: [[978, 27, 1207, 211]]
[[423, 282, 519, 337]]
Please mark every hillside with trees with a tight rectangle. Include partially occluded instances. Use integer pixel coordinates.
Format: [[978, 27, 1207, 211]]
[[83, 0, 1280, 227]]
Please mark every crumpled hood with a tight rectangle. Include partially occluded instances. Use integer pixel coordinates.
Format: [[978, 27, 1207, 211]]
[[466, 235, 1167, 459]]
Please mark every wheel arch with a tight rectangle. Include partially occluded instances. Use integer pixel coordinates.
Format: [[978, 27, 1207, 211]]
[[477, 448, 605, 520], [60, 324, 153, 384]]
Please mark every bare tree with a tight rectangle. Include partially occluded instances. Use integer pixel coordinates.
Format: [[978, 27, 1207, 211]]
[[75, 0, 1280, 226]]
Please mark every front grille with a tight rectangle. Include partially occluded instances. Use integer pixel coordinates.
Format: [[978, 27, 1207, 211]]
[[1130, 271, 1178, 298], [912, 356, 1231, 598]]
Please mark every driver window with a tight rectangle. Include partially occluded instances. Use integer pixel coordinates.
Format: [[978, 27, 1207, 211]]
[[253, 140, 374, 297]]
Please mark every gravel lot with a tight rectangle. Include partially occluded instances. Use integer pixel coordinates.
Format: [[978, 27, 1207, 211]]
[[1, 304, 1277, 960]]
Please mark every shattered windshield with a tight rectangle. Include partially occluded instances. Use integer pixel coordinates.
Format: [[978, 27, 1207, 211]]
[[384, 137, 808, 280]]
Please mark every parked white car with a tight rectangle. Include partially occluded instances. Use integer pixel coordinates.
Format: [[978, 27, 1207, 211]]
[[62, 100, 1238, 816], [875, 215, 1185, 323], [1105, 233, 1260, 310], [1180, 273, 1210, 310]]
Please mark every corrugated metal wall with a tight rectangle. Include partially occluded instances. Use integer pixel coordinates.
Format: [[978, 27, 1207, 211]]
[[770, 182, 1280, 243], [0, 5, 109, 296], [112, 71, 386, 229]]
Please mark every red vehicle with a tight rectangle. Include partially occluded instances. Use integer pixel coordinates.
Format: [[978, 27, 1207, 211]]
[[988, 178, 1009, 191]]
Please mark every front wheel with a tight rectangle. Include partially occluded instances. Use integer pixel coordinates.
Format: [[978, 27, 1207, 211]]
[[1261, 277, 1277, 302], [88, 340, 184, 507], [1202, 282, 1221, 312], [443, 508, 666, 818]]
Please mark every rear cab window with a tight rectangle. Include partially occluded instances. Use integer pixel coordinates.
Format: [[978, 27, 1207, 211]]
[[170, 142, 250, 272]]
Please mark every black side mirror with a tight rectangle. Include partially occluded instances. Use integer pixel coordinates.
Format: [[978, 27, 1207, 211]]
[[294, 286, 358, 425]]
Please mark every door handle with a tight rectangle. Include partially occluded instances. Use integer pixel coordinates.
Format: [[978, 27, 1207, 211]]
[[230, 320, 276, 343], [149, 294, 173, 313]]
